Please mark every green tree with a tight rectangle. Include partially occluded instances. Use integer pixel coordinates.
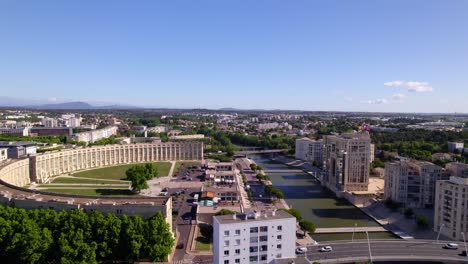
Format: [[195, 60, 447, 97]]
[[299, 220, 316, 236], [416, 215, 429, 229], [125, 163, 158, 192], [404, 208, 414, 219], [215, 209, 237, 216], [144, 213, 174, 262]]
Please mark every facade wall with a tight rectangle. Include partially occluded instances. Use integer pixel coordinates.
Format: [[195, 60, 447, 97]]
[[434, 177, 468, 241], [323, 133, 371, 192], [385, 161, 444, 208], [0, 148, 7, 161], [213, 213, 296, 264], [70, 126, 119, 143], [445, 162, 468, 178], [0, 159, 31, 186], [0, 128, 29, 136], [34, 141, 203, 183]]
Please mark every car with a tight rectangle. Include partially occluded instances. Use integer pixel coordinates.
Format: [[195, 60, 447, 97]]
[[319, 246, 333, 252], [176, 243, 184, 249], [295, 247, 307, 254], [444, 243, 459, 250], [461, 250, 467, 256]]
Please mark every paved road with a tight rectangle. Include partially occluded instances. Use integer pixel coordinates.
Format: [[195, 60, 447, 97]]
[[299, 240, 468, 263]]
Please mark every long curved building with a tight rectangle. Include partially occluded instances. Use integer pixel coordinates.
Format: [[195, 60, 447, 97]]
[[0, 141, 203, 222]]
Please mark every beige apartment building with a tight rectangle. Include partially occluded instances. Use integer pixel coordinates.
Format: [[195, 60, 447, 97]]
[[434, 176, 468, 241], [323, 133, 371, 192], [445, 162, 468, 178], [384, 161, 445, 208]]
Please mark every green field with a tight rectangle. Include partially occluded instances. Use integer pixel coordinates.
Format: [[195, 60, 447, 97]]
[[39, 188, 136, 196], [72, 162, 172, 180], [173, 161, 201, 176], [195, 237, 211, 251], [51, 177, 129, 185]]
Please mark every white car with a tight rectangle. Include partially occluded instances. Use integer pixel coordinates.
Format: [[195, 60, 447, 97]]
[[295, 247, 307, 254], [319, 246, 333, 252], [443, 243, 458, 250]]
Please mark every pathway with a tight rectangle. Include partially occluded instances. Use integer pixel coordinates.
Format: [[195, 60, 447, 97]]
[[315, 226, 387, 234]]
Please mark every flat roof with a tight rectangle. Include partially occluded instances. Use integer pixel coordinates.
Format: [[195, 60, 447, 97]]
[[215, 210, 294, 224]]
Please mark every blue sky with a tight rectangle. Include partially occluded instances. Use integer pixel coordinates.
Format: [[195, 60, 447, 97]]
[[0, 1, 467, 112]]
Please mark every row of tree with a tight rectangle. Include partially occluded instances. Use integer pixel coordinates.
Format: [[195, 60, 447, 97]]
[[0, 206, 174, 263]]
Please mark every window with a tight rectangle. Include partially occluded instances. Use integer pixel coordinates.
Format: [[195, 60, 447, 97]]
[[235, 259, 240, 263], [261, 255, 267, 261], [276, 253, 282, 258], [250, 237, 258, 243], [224, 240, 230, 247], [260, 226, 268, 232], [250, 256, 258, 262], [224, 250, 229, 256], [260, 235, 268, 242], [260, 245, 268, 251], [235, 229, 241, 236], [277, 244, 282, 249], [277, 235, 282, 241], [235, 239, 241, 246], [249, 246, 258, 253], [250, 227, 258, 233], [224, 260, 229, 264], [224, 230, 230, 237], [277, 225, 282, 231], [235, 249, 241, 255]]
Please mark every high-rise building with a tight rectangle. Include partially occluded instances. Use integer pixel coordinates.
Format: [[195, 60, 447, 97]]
[[68, 117, 81, 127], [370, 144, 375, 163], [384, 161, 445, 208], [41, 117, 58, 128], [323, 133, 371, 192], [295, 138, 312, 160], [213, 210, 296, 264], [434, 176, 468, 241]]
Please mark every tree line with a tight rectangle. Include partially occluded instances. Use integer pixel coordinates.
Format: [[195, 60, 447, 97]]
[[0, 205, 174, 263]]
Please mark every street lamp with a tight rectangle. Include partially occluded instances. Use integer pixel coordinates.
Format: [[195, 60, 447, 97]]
[[436, 223, 445, 242], [462, 232, 468, 259], [352, 223, 357, 242], [366, 230, 373, 264]]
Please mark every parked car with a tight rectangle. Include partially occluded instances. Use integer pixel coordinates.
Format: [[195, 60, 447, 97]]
[[320, 246, 333, 252], [443, 243, 459, 250], [461, 250, 467, 256], [295, 247, 307, 254], [176, 243, 184, 249]]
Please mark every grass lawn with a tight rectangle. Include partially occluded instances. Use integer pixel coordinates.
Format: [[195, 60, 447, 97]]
[[72, 162, 172, 180], [173, 161, 201, 176], [39, 188, 136, 196], [51, 177, 129, 185], [195, 237, 211, 251]]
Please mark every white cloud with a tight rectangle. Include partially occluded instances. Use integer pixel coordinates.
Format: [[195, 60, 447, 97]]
[[365, 98, 388, 104], [384, 80, 433, 92], [391, 93, 406, 102], [48, 97, 57, 102]]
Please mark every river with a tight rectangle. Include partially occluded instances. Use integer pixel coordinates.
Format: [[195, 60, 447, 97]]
[[249, 155, 397, 241]]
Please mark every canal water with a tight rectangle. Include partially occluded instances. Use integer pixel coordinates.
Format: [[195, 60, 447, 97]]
[[249, 155, 397, 241]]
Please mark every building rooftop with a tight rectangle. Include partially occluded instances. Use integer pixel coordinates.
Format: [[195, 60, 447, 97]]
[[214, 210, 294, 224], [0, 141, 37, 147]]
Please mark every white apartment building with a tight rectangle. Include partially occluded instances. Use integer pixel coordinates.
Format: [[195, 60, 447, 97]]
[[41, 117, 58, 128], [434, 176, 468, 241], [448, 142, 464, 153], [295, 138, 323, 165], [0, 148, 7, 161], [295, 138, 311, 160], [384, 161, 445, 208], [213, 210, 296, 264], [323, 133, 371, 192], [69, 126, 118, 143], [67, 117, 81, 127], [0, 127, 29, 137], [370, 144, 375, 163], [445, 162, 468, 178]]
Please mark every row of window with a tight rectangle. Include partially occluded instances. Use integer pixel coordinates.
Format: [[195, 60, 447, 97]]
[[223, 226, 282, 237]]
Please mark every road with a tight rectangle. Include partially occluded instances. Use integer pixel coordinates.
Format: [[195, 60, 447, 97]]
[[297, 240, 468, 263]]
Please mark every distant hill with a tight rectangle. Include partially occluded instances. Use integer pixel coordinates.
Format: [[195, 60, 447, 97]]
[[31, 101, 140, 110]]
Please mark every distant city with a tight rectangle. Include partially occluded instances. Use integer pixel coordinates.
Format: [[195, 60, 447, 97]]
[[0, 106, 467, 263]]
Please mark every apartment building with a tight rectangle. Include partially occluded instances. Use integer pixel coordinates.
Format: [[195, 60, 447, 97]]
[[445, 162, 468, 178], [69, 126, 118, 143], [295, 138, 323, 165], [323, 133, 371, 192], [0, 141, 37, 159], [0, 127, 29, 137], [384, 161, 445, 208], [448, 142, 464, 153], [434, 176, 468, 241], [213, 210, 296, 264], [295, 138, 312, 160], [41, 117, 58, 128]]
